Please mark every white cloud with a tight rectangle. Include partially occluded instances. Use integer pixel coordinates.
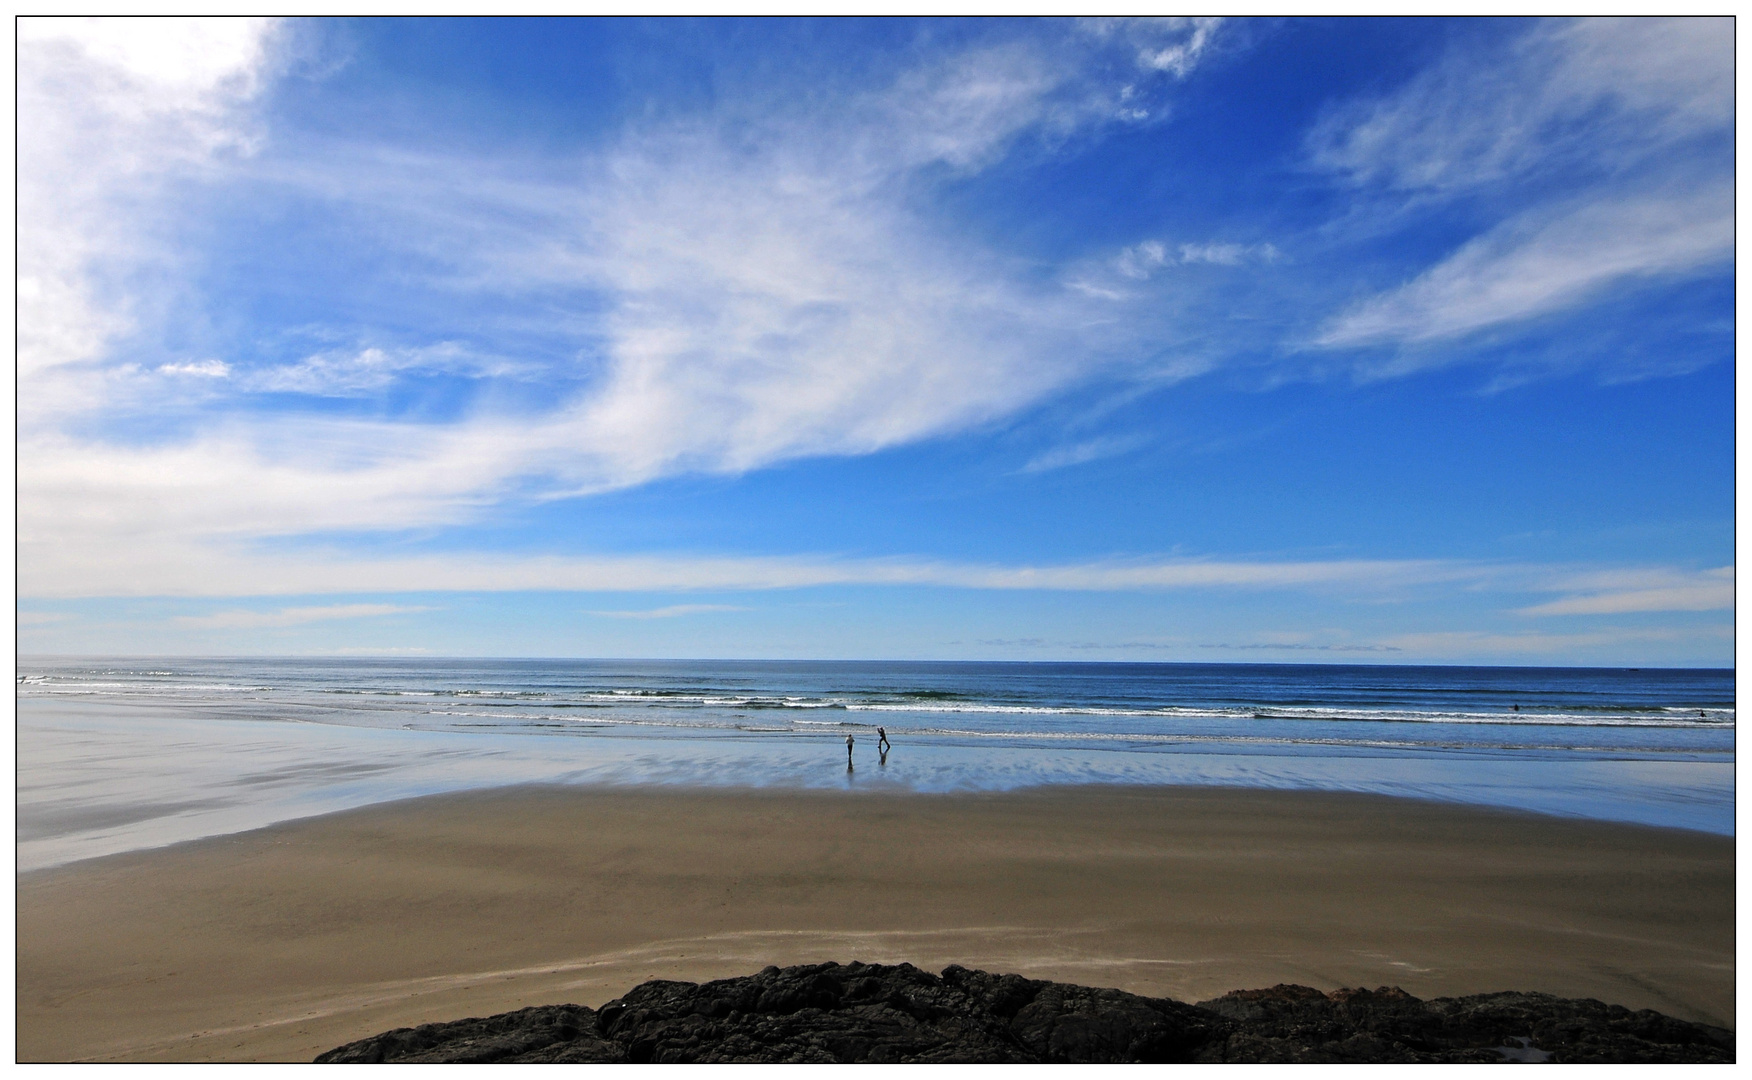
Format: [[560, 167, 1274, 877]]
[[1110, 238, 1278, 281], [1085, 17, 1224, 80], [536, 30, 1230, 489], [16, 20, 1240, 598], [17, 18, 279, 407], [873, 42, 1068, 172], [158, 359, 231, 377], [245, 344, 527, 396], [19, 17, 279, 103], [1518, 565, 1733, 616], [1114, 240, 1171, 280], [171, 603, 433, 629], [585, 605, 749, 619], [1310, 17, 1732, 358], [1176, 242, 1278, 267], [1020, 434, 1149, 473], [1308, 17, 1730, 193], [251, 347, 412, 395], [16, 612, 73, 627], [13, 542, 1484, 600], [18, 17, 1723, 638], [1199, 641, 1400, 653], [559, 142, 1081, 485], [1318, 183, 1732, 350]]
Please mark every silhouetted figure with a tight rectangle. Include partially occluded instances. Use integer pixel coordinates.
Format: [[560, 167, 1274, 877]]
[[877, 727, 891, 754], [846, 734, 854, 771], [1512, 704, 1519, 712]]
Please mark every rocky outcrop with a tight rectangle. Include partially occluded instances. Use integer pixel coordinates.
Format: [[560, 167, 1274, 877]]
[[314, 961, 1734, 1064], [1192, 983, 1733, 1063]]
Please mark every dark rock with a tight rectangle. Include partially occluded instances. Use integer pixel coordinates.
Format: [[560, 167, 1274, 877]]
[[1191, 983, 1734, 1064], [315, 963, 1734, 1064], [313, 1004, 620, 1063]]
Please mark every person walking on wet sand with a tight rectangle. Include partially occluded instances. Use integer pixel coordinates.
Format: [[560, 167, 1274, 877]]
[[845, 734, 854, 769], [877, 727, 891, 754]]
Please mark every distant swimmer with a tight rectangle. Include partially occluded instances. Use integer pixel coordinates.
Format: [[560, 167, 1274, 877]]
[[1512, 704, 1519, 712], [877, 727, 891, 754], [846, 734, 855, 770]]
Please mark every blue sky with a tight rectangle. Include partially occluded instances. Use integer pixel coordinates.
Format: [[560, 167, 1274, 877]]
[[16, 16, 1735, 665]]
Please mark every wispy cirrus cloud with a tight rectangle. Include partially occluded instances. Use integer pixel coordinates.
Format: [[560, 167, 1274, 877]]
[[17, 17, 281, 414], [17, 18, 1235, 597], [26, 545, 1473, 600], [1518, 565, 1733, 616], [1317, 184, 1731, 352], [158, 359, 231, 378], [1308, 18, 1729, 193], [17, 612, 74, 627], [979, 637, 1403, 655], [14, 530, 1714, 623], [585, 604, 749, 619], [1082, 17, 1225, 80], [1019, 434, 1150, 474], [1065, 237, 1281, 300], [533, 23, 1236, 489], [1311, 17, 1731, 369], [14, 15, 1728, 674], [1199, 642, 1401, 653], [967, 637, 1390, 652], [244, 344, 531, 397], [171, 603, 433, 629]]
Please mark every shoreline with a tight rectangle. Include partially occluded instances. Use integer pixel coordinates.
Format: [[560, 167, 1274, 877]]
[[18, 743, 1736, 874], [18, 783, 1735, 1062], [17, 773, 1739, 879]]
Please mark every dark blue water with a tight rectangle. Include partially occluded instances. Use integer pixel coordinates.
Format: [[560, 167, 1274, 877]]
[[17, 658, 1735, 869]]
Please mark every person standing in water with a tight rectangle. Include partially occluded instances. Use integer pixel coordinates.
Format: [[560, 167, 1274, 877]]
[[845, 734, 854, 770], [877, 727, 891, 754]]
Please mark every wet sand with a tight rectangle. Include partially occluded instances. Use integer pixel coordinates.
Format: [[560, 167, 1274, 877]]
[[16, 785, 1735, 1062]]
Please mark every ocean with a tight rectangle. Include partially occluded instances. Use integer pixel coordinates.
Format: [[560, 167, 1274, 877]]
[[16, 657, 1735, 870]]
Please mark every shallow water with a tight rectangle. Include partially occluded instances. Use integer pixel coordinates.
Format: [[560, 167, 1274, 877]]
[[16, 658, 1735, 869]]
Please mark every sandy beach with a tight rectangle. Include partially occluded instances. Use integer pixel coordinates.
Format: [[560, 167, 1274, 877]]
[[17, 785, 1734, 1063]]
